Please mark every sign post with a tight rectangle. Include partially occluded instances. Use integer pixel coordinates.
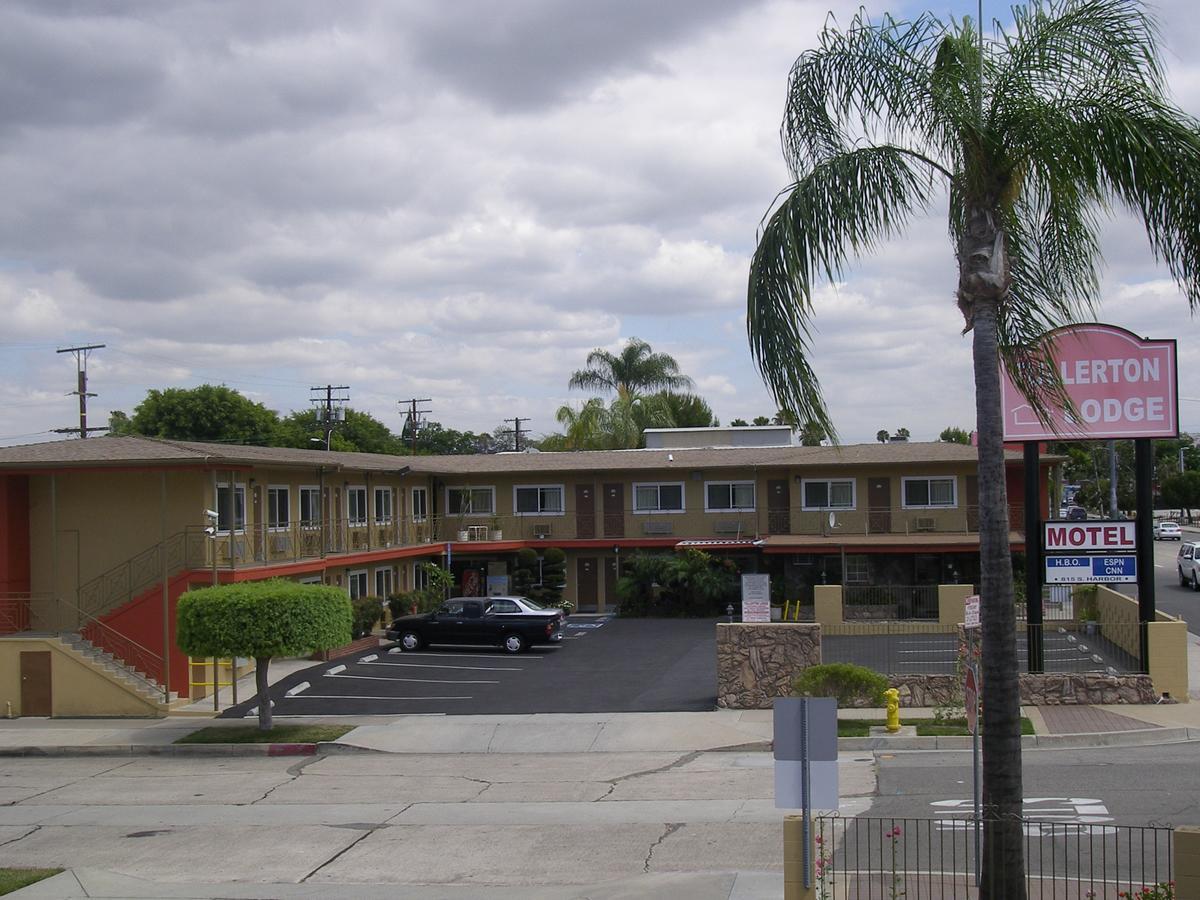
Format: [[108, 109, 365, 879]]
[[964, 663, 981, 886], [774, 697, 838, 890]]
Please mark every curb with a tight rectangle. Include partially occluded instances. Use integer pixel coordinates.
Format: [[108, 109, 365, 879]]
[[1, 728, 1198, 757]]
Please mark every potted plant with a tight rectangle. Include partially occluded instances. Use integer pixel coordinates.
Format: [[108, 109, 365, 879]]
[[1076, 585, 1099, 636], [489, 515, 503, 541]]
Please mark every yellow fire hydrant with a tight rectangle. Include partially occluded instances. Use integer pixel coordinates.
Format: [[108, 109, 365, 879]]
[[884, 688, 901, 733]]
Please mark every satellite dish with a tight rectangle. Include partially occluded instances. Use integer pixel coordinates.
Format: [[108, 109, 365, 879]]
[[828, 512, 837, 529]]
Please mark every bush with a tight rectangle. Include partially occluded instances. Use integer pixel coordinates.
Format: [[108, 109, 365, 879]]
[[387, 591, 419, 621], [615, 550, 739, 617], [792, 663, 889, 707], [538, 547, 566, 605], [351, 595, 382, 638], [512, 548, 538, 598]]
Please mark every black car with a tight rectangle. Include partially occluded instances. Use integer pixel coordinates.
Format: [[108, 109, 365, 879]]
[[1066, 506, 1088, 520], [386, 597, 563, 654]]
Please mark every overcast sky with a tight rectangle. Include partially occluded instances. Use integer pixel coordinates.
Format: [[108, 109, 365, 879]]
[[2, 0, 1197, 448]]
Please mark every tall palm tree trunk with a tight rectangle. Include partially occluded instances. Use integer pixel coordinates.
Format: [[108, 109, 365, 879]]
[[972, 297, 1027, 899]]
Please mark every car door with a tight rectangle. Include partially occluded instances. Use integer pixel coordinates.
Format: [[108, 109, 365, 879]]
[[458, 600, 489, 644], [426, 599, 466, 644]]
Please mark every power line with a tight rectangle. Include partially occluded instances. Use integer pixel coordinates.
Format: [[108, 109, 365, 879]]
[[399, 398, 432, 455], [309, 385, 350, 451], [52, 344, 107, 439]]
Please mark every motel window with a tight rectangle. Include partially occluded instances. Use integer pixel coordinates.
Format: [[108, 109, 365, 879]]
[[413, 563, 431, 591], [267, 486, 290, 530], [374, 567, 394, 598], [844, 555, 870, 584], [347, 569, 369, 599], [447, 487, 495, 516], [374, 487, 393, 524], [215, 483, 245, 533], [514, 485, 564, 515], [299, 486, 320, 527], [902, 477, 957, 508], [705, 481, 755, 512], [347, 486, 368, 526], [633, 482, 685, 513], [411, 487, 428, 522], [801, 479, 855, 510]]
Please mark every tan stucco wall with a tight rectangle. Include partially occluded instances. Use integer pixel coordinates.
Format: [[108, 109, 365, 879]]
[[29, 469, 207, 599], [813, 584, 843, 627], [938, 584, 973, 627], [1147, 618, 1189, 702], [0, 636, 162, 717]]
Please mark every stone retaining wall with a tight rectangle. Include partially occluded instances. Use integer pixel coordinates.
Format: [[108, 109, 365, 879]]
[[716, 623, 820, 709], [717, 622, 1159, 710]]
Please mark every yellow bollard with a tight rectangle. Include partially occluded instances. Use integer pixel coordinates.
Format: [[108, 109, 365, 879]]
[[885, 687, 901, 733]]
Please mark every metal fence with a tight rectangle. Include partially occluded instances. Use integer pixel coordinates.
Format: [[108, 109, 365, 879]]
[[812, 815, 1173, 898], [844, 585, 940, 621]]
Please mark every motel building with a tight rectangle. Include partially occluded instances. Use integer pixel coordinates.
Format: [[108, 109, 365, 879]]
[[0, 427, 1055, 713]]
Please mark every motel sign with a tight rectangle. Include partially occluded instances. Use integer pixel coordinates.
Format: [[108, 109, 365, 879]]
[[1001, 324, 1178, 441]]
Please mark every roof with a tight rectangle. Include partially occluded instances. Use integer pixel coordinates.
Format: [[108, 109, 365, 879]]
[[0, 435, 1050, 475]]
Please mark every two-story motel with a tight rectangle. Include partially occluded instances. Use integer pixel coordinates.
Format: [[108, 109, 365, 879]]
[[0, 428, 1051, 710]]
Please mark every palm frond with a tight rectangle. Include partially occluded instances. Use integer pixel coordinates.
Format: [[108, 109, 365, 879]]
[[782, 10, 952, 176], [747, 145, 942, 438]]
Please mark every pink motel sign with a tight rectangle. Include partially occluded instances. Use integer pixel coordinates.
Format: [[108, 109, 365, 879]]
[[1000, 324, 1178, 441]]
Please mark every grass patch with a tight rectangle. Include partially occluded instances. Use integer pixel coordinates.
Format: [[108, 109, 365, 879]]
[[0, 869, 61, 895], [175, 724, 353, 745], [836, 717, 1036, 737]]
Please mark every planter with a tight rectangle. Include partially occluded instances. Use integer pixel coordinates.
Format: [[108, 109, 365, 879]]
[[310, 634, 382, 662], [490, 530, 503, 541], [457, 530, 470, 542]]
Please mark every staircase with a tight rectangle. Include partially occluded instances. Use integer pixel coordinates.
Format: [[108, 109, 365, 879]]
[[59, 633, 178, 707]]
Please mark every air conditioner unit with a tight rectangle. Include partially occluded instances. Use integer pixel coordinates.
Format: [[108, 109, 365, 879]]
[[533, 524, 552, 539], [643, 521, 673, 535], [915, 517, 936, 533]]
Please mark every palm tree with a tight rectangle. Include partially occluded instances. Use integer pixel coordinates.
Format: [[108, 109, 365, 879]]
[[568, 338, 694, 402], [747, 2, 1200, 894], [553, 394, 676, 450]]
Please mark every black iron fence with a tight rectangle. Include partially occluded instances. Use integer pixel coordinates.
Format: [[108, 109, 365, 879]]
[[844, 585, 940, 621], [812, 815, 1173, 898]]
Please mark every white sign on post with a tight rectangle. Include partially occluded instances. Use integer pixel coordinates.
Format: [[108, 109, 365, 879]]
[[964, 594, 980, 628], [741, 574, 771, 623]]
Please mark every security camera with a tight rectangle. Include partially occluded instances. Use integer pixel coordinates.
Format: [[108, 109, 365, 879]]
[[205, 509, 219, 519], [204, 526, 216, 536]]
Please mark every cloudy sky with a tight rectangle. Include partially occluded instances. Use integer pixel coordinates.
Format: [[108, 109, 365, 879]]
[[2, 0, 1197, 447]]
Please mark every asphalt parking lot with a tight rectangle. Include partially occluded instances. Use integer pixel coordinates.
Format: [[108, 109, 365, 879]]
[[221, 616, 722, 719]]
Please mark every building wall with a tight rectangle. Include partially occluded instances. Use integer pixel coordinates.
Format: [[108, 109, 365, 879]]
[[28, 469, 207, 600], [0, 475, 30, 594], [0, 636, 162, 717]]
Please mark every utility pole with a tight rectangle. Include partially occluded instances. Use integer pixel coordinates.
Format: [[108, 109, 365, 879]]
[[309, 385, 349, 450], [53, 344, 107, 438], [502, 416, 530, 452], [399, 398, 431, 455]]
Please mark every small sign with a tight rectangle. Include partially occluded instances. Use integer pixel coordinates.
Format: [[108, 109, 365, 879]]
[[774, 697, 839, 809], [741, 574, 771, 623], [1044, 521, 1136, 552], [964, 665, 979, 735], [1045, 555, 1137, 584], [964, 594, 980, 628], [486, 575, 509, 597]]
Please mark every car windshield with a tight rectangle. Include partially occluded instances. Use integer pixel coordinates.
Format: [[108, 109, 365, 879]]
[[517, 597, 549, 610]]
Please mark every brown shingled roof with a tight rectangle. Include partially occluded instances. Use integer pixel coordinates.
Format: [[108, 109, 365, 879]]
[[0, 435, 1041, 474]]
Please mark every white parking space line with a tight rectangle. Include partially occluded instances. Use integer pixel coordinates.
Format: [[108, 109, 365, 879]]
[[363, 661, 522, 672], [281, 694, 473, 701], [384, 651, 545, 660], [327, 673, 498, 684]]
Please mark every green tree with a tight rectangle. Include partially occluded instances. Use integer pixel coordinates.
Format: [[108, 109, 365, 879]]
[[512, 549, 539, 597], [752, 415, 771, 426], [126, 385, 279, 444], [730, 418, 749, 427], [176, 580, 351, 730], [568, 337, 693, 402], [799, 421, 828, 446], [875, 430, 890, 444], [655, 392, 718, 428], [538, 547, 567, 606], [549, 394, 674, 451], [274, 408, 404, 455], [746, 3, 1200, 890], [940, 426, 972, 444]]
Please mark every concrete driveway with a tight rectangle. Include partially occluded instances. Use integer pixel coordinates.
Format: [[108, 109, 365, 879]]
[[221, 617, 721, 719]]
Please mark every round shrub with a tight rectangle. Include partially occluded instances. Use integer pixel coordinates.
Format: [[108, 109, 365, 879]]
[[792, 663, 888, 707]]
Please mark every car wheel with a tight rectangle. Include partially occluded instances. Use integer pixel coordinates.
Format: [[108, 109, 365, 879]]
[[399, 631, 424, 651], [502, 632, 527, 654], [1192, 573, 1199, 593], [1182, 568, 1189, 588]]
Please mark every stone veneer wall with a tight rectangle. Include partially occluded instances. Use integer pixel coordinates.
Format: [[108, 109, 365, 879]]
[[716, 623, 820, 709], [716, 622, 1158, 710]]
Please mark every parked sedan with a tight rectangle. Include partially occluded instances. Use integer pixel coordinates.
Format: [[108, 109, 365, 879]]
[[1155, 520, 1182, 540], [386, 597, 562, 653], [486, 594, 568, 621]]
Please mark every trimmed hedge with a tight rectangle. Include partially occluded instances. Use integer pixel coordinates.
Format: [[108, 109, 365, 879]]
[[351, 595, 382, 638], [792, 663, 889, 707], [177, 579, 352, 659]]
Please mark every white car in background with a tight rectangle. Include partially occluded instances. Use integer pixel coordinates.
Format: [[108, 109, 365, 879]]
[[1155, 521, 1182, 540], [1178, 542, 1200, 590]]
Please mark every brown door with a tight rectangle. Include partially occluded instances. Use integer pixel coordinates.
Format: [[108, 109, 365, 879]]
[[767, 479, 791, 534], [603, 483, 625, 538], [575, 484, 595, 539], [20, 651, 51, 716], [965, 475, 979, 532], [868, 478, 891, 533], [576, 557, 598, 612], [604, 555, 618, 613]]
